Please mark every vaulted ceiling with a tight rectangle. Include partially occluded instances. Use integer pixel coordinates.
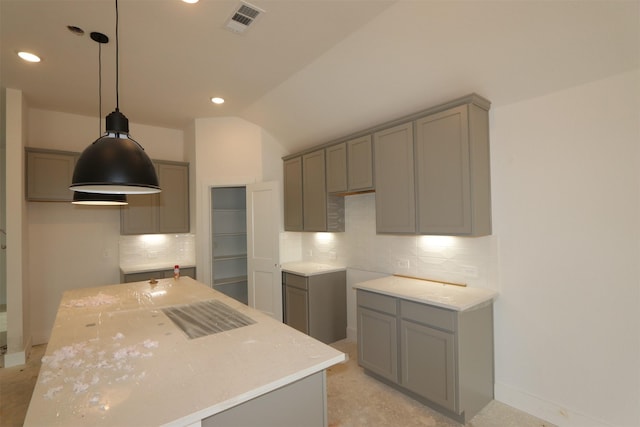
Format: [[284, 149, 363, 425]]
[[2, 0, 638, 153]]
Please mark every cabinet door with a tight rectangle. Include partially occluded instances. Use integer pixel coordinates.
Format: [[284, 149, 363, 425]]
[[347, 135, 373, 191], [120, 192, 158, 235], [415, 104, 471, 235], [400, 319, 456, 411], [302, 150, 327, 231], [26, 149, 77, 201], [284, 285, 309, 334], [357, 306, 398, 382], [283, 157, 303, 231], [326, 143, 347, 193], [374, 122, 415, 233], [158, 162, 190, 233]]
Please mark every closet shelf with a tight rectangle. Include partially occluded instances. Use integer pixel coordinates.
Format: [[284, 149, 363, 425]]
[[214, 254, 247, 261], [214, 275, 248, 286]]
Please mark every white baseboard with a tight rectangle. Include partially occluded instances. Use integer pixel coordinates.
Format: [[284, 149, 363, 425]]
[[495, 381, 613, 427]]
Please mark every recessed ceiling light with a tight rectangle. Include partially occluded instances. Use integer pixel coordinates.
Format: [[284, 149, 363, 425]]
[[182, 0, 199, 3], [211, 97, 225, 104], [17, 51, 41, 63], [67, 25, 85, 36]]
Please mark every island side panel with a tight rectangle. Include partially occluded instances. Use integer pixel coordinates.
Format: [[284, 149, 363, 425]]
[[202, 371, 327, 427]]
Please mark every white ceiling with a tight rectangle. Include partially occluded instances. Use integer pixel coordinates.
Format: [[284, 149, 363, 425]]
[[1, 0, 638, 153]]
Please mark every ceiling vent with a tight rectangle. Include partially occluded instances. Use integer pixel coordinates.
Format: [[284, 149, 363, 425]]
[[224, 1, 264, 34]]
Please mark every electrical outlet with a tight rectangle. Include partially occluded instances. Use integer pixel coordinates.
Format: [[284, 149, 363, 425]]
[[305, 249, 313, 257], [460, 265, 479, 278], [396, 259, 410, 269], [329, 250, 337, 261]]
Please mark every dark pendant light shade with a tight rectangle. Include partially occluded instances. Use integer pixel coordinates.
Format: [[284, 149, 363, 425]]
[[72, 190, 128, 205], [70, 110, 160, 194], [70, 0, 161, 195]]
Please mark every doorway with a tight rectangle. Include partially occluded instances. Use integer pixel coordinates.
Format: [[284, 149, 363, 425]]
[[211, 186, 248, 304]]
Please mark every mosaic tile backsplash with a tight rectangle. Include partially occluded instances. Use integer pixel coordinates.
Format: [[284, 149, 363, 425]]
[[119, 234, 196, 270]]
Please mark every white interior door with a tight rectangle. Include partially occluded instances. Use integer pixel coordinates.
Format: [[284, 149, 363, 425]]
[[246, 181, 282, 321]]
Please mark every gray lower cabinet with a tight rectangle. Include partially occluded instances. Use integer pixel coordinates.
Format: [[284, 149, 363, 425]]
[[25, 148, 78, 201], [122, 266, 196, 283], [357, 289, 494, 423], [282, 271, 347, 344], [121, 160, 190, 235]]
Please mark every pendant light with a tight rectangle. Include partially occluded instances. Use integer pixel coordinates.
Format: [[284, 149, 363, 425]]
[[70, 0, 160, 195], [73, 32, 127, 206]]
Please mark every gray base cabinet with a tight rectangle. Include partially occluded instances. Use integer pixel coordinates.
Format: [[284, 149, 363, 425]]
[[357, 289, 494, 423], [283, 271, 347, 344], [203, 371, 327, 427]]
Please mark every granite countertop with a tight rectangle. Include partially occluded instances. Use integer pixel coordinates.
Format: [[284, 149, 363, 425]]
[[281, 261, 346, 277], [354, 275, 498, 311], [24, 277, 345, 427]]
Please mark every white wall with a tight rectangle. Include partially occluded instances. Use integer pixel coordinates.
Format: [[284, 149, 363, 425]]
[[287, 70, 640, 426], [490, 70, 640, 427], [4, 88, 31, 366], [191, 116, 268, 286], [26, 109, 185, 344]]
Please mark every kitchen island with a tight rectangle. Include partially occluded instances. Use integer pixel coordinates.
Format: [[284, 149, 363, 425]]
[[24, 277, 346, 427]]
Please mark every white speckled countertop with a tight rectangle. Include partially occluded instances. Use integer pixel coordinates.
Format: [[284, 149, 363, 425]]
[[354, 275, 498, 311], [281, 261, 346, 277], [24, 277, 345, 427]]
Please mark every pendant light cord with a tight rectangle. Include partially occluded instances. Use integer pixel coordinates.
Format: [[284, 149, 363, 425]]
[[98, 42, 103, 136], [115, 0, 119, 112]]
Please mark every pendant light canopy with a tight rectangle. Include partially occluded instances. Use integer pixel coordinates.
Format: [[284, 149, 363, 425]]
[[70, 0, 160, 195]]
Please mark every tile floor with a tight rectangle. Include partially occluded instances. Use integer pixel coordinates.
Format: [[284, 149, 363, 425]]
[[0, 341, 555, 427]]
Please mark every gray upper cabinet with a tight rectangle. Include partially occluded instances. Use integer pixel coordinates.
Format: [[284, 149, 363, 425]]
[[326, 135, 374, 194], [283, 157, 303, 231], [157, 162, 190, 233], [26, 148, 78, 201], [374, 122, 416, 233], [302, 150, 327, 231], [347, 135, 374, 191], [121, 160, 189, 235], [325, 143, 347, 193], [284, 151, 344, 232], [415, 103, 491, 236]]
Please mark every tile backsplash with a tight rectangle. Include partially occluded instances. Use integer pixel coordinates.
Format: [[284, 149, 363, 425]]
[[120, 233, 196, 270], [281, 193, 499, 290]]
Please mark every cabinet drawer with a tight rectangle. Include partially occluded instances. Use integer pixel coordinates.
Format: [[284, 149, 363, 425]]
[[357, 290, 397, 315], [283, 273, 308, 290], [400, 300, 455, 332]]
